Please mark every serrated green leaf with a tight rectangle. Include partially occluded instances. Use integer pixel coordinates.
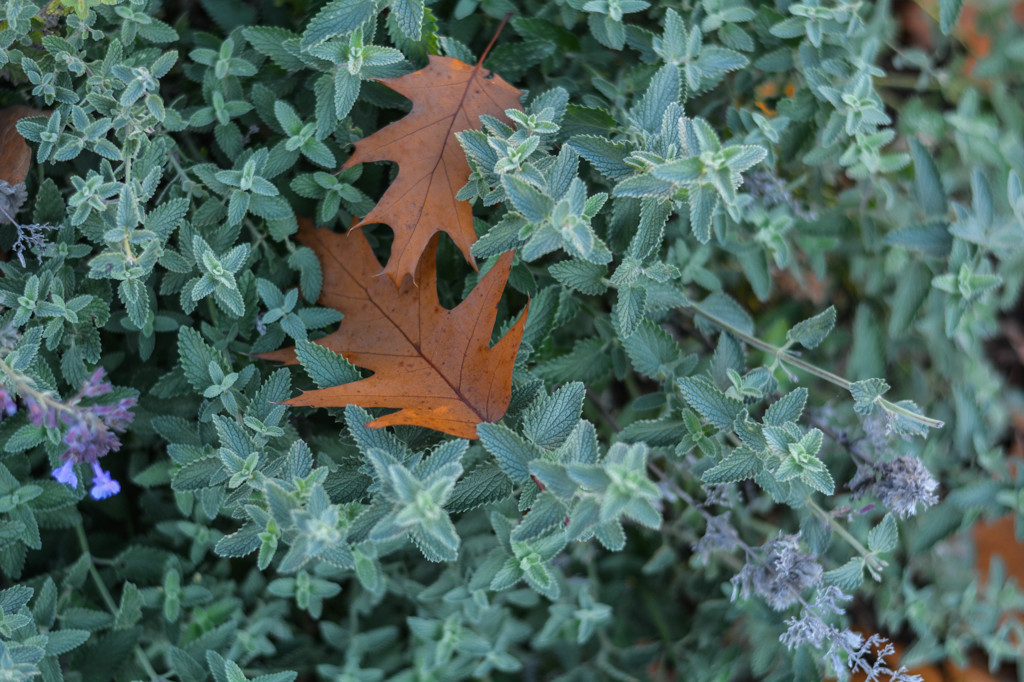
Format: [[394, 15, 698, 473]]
[[172, 457, 224, 491], [512, 491, 568, 543], [623, 322, 685, 381], [244, 26, 305, 71], [46, 629, 91, 656], [677, 375, 743, 431], [447, 464, 513, 513], [4, 425, 46, 454], [549, 259, 607, 295], [868, 513, 899, 554], [763, 388, 807, 426], [786, 306, 836, 349], [177, 327, 220, 392], [478, 423, 541, 484], [295, 339, 361, 388], [569, 135, 633, 181], [615, 285, 646, 338], [115, 583, 144, 629], [849, 378, 889, 415], [939, 0, 963, 34], [824, 557, 865, 591], [301, 0, 377, 50], [522, 383, 585, 450], [909, 139, 947, 216], [689, 184, 718, 243], [702, 448, 761, 484]]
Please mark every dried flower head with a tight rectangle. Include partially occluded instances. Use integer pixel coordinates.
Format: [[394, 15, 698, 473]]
[[0, 180, 27, 224], [0, 180, 57, 266], [731, 533, 823, 611], [742, 169, 817, 221], [842, 633, 923, 682], [691, 512, 740, 565], [782, 589, 923, 682], [781, 585, 851, 650], [10, 221, 57, 267], [850, 455, 939, 519]]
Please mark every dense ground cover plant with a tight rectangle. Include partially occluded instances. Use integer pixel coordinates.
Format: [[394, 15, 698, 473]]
[[0, 0, 1023, 680]]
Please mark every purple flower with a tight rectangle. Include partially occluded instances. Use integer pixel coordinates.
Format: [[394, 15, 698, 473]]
[[52, 459, 78, 488], [35, 367, 138, 501], [80, 368, 113, 397], [62, 416, 122, 462], [0, 387, 15, 417], [25, 397, 58, 429], [94, 396, 137, 431], [89, 463, 120, 500], [62, 418, 93, 456]]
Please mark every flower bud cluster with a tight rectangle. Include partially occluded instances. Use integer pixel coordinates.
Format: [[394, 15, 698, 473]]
[[1, 368, 136, 500]]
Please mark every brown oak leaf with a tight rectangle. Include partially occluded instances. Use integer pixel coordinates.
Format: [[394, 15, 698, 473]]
[[343, 55, 521, 285], [0, 105, 47, 187], [260, 218, 528, 440], [0, 106, 48, 228]]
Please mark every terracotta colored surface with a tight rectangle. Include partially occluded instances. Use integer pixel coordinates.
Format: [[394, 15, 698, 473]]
[[942, 661, 1002, 682], [972, 510, 1024, 667], [973, 516, 1024, 583], [899, 1, 934, 50], [898, 0, 996, 74], [957, 5, 992, 74]]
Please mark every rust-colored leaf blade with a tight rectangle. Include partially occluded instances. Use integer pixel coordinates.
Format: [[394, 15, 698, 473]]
[[261, 219, 527, 440], [0, 106, 47, 187], [345, 55, 522, 285]]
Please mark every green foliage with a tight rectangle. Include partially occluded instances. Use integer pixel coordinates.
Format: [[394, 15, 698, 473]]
[[1, 0, 1022, 681]]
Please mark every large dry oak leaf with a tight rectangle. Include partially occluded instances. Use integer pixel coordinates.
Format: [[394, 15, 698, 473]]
[[260, 218, 527, 440], [343, 55, 521, 285]]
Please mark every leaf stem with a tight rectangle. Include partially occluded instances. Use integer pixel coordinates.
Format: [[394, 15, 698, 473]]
[[804, 497, 885, 580], [682, 299, 944, 430], [477, 11, 514, 68], [0, 356, 77, 418]]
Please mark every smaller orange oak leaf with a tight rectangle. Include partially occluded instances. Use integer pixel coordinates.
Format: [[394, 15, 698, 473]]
[[344, 55, 522, 285], [0, 105, 48, 187], [259, 219, 528, 440]]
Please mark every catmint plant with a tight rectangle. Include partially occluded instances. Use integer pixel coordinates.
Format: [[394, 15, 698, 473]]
[[0, 1, 1022, 681]]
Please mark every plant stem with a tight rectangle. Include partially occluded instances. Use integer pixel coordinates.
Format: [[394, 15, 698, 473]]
[[805, 498, 885, 580], [682, 299, 945, 430], [0, 357, 77, 418], [74, 523, 163, 682]]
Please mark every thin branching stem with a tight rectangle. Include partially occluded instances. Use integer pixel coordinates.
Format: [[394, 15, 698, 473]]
[[681, 299, 945, 430], [805, 497, 886, 580], [74, 523, 163, 682]]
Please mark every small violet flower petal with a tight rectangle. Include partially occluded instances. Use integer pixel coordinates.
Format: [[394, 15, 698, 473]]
[[82, 368, 113, 397], [0, 388, 15, 417], [52, 460, 78, 489], [89, 463, 120, 500]]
